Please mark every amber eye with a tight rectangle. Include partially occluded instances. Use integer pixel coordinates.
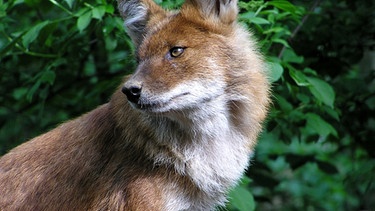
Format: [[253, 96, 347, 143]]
[[169, 47, 185, 58]]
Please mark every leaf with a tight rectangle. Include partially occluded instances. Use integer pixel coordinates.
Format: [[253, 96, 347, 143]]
[[24, 0, 41, 7], [267, 61, 283, 82], [275, 94, 293, 112], [63, 0, 74, 8], [105, 4, 114, 14], [25, 70, 55, 101], [77, 10, 92, 32], [92, 5, 106, 20], [38, 22, 57, 46], [327, 108, 340, 121], [263, 27, 286, 34], [288, 67, 309, 86], [249, 17, 270, 25], [306, 77, 335, 108], [40, 70, 56, 85], [305, 113, 338, 137], [12, 88, 28, 100], [0, 0, 7, 18], [239, 11, 255, 20], [228, 185, 255, 211], [282, 48, 303, 64], [22, 21, 50, 48], [272, 38, 291, 48], [268, 0, 298, 15], [296, 93, 310, 104], [227, 176, 255, 211], [27, 80, 41, 102], [105, 36, 117, 51]]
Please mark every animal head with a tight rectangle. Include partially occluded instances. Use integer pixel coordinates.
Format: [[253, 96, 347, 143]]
[[117, 0, 266, 118]]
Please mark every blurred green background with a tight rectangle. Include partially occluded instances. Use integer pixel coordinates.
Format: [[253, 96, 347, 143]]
[[1, 0, 374, 210]]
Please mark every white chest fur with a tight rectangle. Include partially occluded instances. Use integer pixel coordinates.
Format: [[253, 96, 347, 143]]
[[147, 97, 252, 210]]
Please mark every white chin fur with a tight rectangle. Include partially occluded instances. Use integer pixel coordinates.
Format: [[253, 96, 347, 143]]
[[134, 78, 226, 114]]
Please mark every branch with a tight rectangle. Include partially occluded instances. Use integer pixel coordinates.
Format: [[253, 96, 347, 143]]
[[278, 0, 321, 59]]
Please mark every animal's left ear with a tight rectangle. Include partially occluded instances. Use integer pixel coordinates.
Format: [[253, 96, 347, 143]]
[[117, 0, 167, 47], [183, 0, 238, 24]]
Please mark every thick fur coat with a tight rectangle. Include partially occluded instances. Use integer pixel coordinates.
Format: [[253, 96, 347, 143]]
[[0, 0, 270, 210]]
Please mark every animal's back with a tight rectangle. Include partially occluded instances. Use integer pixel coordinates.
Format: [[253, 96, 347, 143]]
[[0, 103, 169, 210]]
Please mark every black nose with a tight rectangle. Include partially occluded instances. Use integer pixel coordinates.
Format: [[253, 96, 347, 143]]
[[122, 85, 142, 104]]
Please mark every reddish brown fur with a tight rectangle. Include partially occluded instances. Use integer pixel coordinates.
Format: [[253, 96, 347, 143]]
[[0, 93, 174, 209]]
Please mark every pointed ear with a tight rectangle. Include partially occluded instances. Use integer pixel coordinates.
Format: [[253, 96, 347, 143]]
[[183, 0, 238, 24], [117, 0, 166, 47]]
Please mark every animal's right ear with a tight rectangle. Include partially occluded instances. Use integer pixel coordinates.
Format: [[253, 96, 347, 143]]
[[117, 0, 166, 47]]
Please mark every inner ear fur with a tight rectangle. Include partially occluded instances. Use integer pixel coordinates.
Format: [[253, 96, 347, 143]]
[[182, 0, 238, 24], [117, 0, 167, 47]]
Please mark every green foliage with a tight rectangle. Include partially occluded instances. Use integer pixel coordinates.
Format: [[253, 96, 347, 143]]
[[226, 176, 255, 211], [1, 0, 374, 210], [235, 0, 375, 210], [0, 0, 135, 151]]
